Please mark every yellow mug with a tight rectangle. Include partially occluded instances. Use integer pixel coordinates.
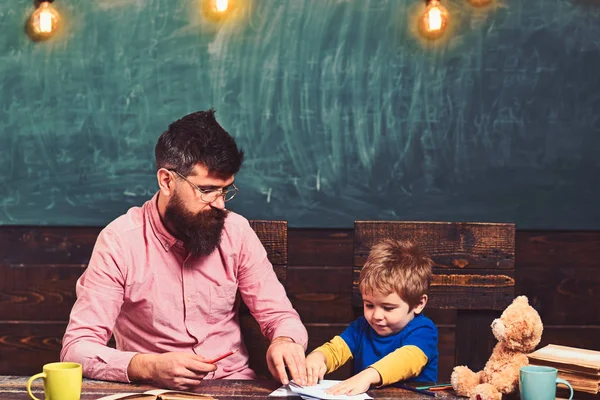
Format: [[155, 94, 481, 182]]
[[27, 362, 82, 400]]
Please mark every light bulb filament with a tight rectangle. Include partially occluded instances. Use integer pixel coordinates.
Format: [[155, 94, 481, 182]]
[[215, 0, 228, 12], [428, 7, 443, 31], [39, 8, 53, 32]]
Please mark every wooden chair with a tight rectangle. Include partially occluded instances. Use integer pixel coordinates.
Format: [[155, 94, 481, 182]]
[[239, 220, 288, 378], [353, 221, 515, 371], [0, 221, 287, 377]]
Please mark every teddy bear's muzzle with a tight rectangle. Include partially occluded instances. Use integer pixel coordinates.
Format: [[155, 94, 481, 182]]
[[491, 318, 505, 339]]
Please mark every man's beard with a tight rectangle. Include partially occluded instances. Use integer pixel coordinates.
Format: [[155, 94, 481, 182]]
[[163, 192, 228, 257]]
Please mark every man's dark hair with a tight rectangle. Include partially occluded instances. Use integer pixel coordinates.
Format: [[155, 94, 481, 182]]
[[155, 109, 245, 176]]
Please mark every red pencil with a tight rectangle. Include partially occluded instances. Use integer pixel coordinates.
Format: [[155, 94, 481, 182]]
[[206, 349, 238, 364], [429, 385, 453, 391]]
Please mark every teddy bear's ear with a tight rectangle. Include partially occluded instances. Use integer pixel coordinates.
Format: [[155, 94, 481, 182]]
[[513, 295, 529, 305]]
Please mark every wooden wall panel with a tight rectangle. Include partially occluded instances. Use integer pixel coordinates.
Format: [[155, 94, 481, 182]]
[[0, 227, 101, 264], [287, 266, 355, 324], [515, 231, 600, 270], [538, 326, 600, 351], [0, 264, 82, 321], [287, 267, 352, 294], [518, 267, 600, 325], [288, 229, 353, 267], [0, 226, 599, 385], [0, 223, 286, 267], [0, 323, 64, 376], [516, 231, 600, 326], [290, 293, 354, 323]]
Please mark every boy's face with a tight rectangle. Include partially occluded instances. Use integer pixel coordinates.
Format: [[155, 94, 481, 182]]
[[362, 290, 427, 336]]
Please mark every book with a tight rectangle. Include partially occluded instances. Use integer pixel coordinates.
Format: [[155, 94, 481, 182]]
[[528, 344, 600, 394], [96, 389, 215, 400], [527, 344, 600, 376], [557, 371, 600, 394]]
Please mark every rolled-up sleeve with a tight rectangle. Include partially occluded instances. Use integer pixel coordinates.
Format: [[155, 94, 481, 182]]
[[60, 229, 137, 382], [236, 223, 308, 349]]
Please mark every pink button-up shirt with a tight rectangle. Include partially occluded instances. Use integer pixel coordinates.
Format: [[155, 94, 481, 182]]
[[61, 193, 308, 382]]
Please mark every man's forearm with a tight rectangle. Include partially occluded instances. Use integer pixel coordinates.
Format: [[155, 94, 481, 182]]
[[127, 353, 156, 381], [61, 339, 138, 382], [269, 318, 309, 350]]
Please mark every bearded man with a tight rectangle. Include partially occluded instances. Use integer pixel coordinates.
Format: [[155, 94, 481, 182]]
[[61, 110, 308, 390]]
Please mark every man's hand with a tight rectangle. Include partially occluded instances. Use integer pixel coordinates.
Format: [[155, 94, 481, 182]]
[[128, 352, 217, 390], [325, 367, 381, 396], [305, 351, 327, 386], [266, 336, 307, 385]]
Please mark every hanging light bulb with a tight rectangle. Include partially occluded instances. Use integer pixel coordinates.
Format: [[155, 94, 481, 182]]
[[419, 0, 449, 39], [203, 0, 234, 21], [28, 0, 61, 40]]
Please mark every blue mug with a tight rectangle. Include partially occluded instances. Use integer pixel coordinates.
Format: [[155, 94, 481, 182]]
[[520, 365, 573, 400]]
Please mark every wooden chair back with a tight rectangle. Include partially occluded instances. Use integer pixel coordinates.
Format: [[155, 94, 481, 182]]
[[353, 221, 516, 370], [239, 220, 287, 378]]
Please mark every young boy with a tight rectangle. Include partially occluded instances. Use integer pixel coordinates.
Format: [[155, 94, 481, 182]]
[[305, 239, 438, 396]]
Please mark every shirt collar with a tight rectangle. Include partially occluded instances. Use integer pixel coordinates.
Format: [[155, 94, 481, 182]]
[[146, 191, 182, 252]]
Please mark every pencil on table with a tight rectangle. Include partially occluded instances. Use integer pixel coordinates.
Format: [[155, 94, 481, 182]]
[[429, 385, 453, 391], [416, 383, 452, 390], [206, 349, 238, 364]]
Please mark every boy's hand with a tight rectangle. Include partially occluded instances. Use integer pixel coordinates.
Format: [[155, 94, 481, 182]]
[[325, 367, 381, 396], [305, 351, 327, 386]]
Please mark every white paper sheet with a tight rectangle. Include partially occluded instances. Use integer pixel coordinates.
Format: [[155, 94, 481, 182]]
[[269, 380, 373, 400]]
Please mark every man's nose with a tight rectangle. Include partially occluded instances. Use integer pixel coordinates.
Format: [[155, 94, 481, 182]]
[[210, 195, 226, 210]]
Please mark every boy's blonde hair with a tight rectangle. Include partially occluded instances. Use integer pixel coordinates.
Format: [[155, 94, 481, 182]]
[[359, 239, 434, 309]]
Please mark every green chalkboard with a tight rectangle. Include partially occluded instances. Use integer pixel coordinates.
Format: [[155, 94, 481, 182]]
[[1, 0, 599, 228]]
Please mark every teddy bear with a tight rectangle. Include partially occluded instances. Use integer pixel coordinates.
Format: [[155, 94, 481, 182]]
[[451, 295, 543, 400]]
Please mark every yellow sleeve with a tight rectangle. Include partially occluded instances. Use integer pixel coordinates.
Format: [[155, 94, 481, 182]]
[[370, 345, 428, 386], [310, 336, 353, 373]]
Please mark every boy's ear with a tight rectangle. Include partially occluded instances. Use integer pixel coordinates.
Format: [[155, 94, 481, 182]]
[[413, 294, 428, 315]]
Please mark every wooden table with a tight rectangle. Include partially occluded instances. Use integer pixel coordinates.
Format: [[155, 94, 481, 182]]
[[1, 376, 463, 399]]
